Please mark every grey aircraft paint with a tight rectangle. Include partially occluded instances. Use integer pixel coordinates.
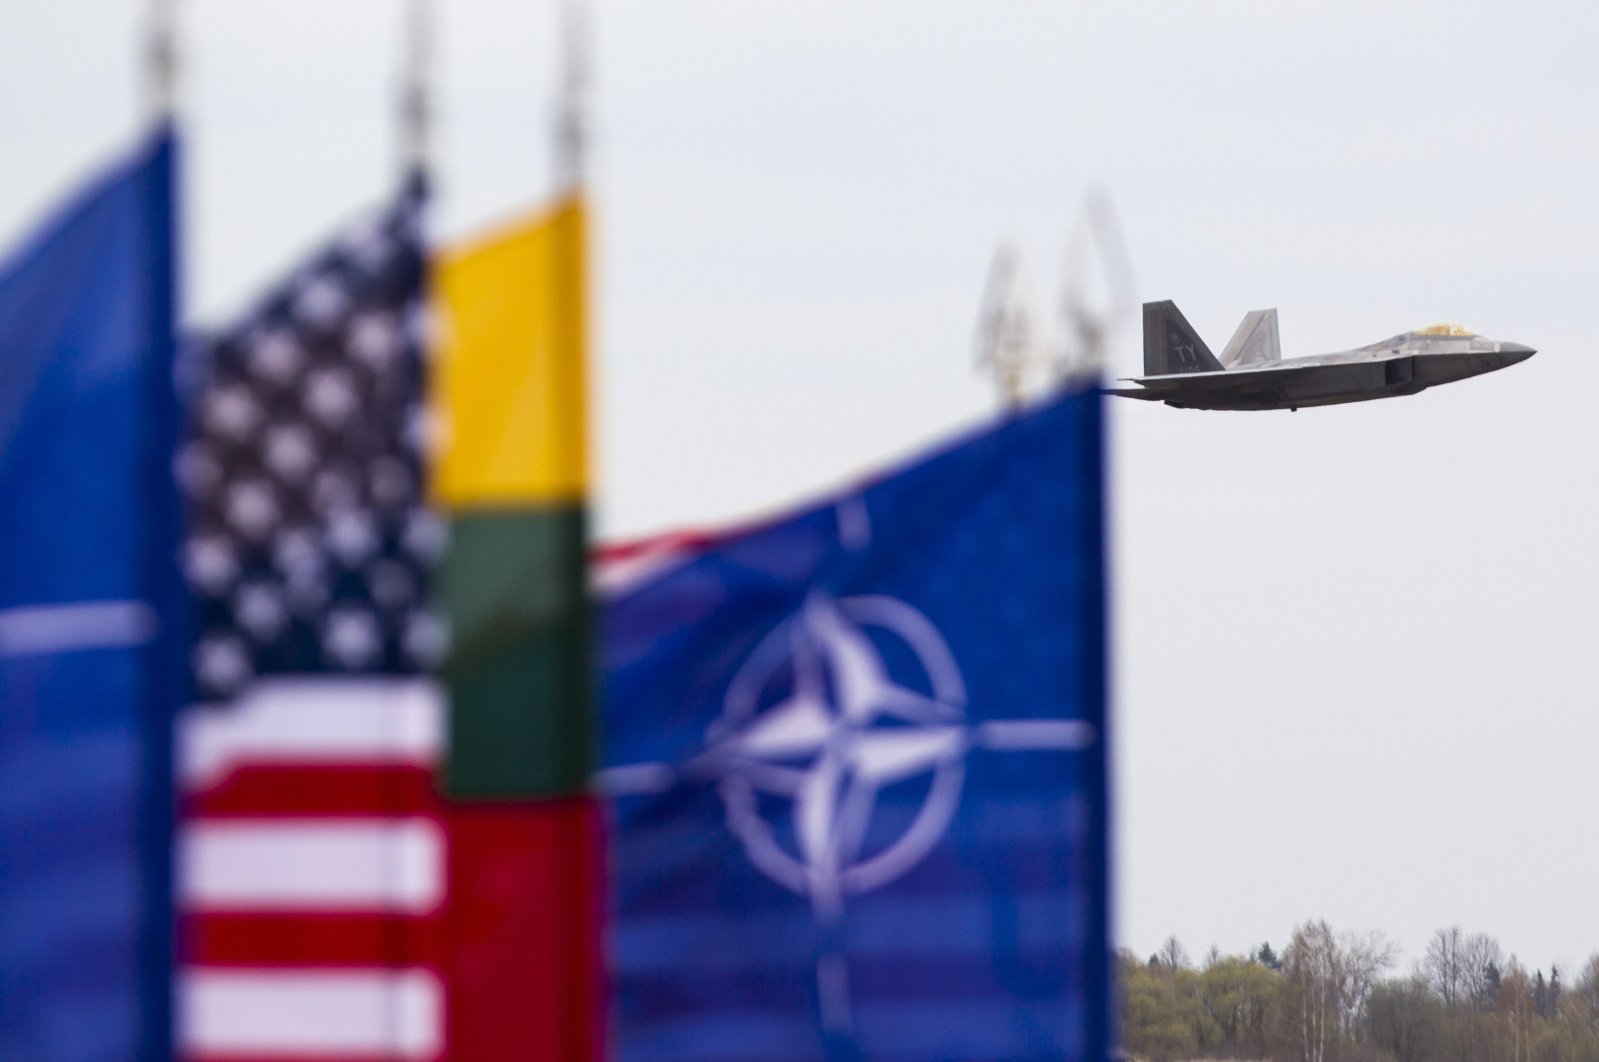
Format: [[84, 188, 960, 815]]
[[1107, 300, 1535, 411]]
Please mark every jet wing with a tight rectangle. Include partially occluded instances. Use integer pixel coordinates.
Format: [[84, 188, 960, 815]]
[[1110, 356, 1418, 410], [1105, 368, 1253, 401], [1117, 357, 1384, 388], [1116, 366, 1256, 387]]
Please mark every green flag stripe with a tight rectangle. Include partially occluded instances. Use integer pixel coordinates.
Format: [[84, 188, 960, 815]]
[[442, 507, 592, 799]]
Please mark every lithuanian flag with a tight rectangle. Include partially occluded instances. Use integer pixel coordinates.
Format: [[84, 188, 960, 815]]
[[431, 190, 602, 1057]]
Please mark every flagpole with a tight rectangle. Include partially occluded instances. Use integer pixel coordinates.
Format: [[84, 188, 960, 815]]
[[138, 6, 182, 1059], [145, 0, 179, 125], [555, 0, 589, 192], [557, 5, 602, 1059], [400, 0, 434, 181]]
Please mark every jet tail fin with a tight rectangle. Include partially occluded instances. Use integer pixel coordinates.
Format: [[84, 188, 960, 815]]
[[1143, 300, 1223, 375], [1220, 308, 1281, 368]]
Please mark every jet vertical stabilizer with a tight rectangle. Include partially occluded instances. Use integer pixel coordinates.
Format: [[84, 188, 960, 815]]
[[1143, 300, 1222, 375], [1220, 308, 1281, 368]]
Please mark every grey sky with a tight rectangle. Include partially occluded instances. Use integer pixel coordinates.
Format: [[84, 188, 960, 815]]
[[3, 1, 1595, 977]]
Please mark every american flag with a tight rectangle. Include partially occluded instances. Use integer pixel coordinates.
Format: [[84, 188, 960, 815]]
[[178, 185, 454, 1062]]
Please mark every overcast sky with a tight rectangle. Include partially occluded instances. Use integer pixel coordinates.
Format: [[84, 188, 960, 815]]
[[4, 0, 1596, 977]]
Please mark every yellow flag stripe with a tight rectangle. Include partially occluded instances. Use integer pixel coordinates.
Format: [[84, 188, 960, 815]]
[[430, 193, 587, 506]]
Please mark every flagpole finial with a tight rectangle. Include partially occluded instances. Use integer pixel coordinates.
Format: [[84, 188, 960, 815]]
[[145, 0, 180, 124], [400, 0, 435, 179], [555, 0, 590, 190]]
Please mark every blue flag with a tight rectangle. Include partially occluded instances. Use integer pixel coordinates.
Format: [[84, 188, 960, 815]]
[[0, 130, 181, 1061], [602, 387, 1109, 1061]]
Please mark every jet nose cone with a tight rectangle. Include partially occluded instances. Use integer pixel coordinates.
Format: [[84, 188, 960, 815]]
[[1500, 341, 1536, 363]]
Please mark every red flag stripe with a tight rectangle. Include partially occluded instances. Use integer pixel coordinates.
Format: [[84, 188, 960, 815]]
[[187, 764, 441, 819], [186, 912, 445, 968], [443, 799, 605, 1061]]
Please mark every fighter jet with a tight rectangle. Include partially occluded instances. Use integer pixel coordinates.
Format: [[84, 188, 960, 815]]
[[1107, 301, 1535, 411]]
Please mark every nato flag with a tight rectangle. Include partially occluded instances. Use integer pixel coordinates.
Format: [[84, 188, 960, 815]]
[[603, 387, 1108, 1061], [0, 130, 181, 1061]]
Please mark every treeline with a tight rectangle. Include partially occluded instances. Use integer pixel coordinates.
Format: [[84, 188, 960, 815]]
[[1120, 921, 1599, 1062]]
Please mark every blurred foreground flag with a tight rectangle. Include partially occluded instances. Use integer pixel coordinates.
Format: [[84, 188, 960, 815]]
[[178, 186, 601, 1060], [0, 130, 182, 1060], [430, 190, 602, 1059], [177, 183, 445, 1061], [600, 386, 1110, 1061]]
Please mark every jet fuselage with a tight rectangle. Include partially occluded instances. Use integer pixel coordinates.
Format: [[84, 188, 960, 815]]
[[1109, 302, 1534, 411]]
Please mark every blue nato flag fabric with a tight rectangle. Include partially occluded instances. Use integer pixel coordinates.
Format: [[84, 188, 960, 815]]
[[0, 130, 182, 1061], [603, 385, 1108, 1061]]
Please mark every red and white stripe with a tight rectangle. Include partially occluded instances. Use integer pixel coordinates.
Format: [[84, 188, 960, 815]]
[[180, 677, 448, 1061]]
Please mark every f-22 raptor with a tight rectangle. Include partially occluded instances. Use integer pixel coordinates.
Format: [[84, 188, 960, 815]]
[[1108, 301, 1535, 411]]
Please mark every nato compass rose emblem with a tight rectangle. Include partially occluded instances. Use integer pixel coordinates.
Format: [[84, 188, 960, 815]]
[[603, 589, 1095, 1035], [711, 593, 976, 919]]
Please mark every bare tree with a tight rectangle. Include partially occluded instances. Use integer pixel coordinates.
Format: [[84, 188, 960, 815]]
[[1342, 929, 1400, 1034], [1155, 935, 1190, 972], [1286, 921, 1339, 1062], [1425, 926, 1468, 1007], [1463, 932, 1505, 1007], [1500, 958, 1535, 1062], [1575, 954, 1599, 1033], [1284, 919, 1397, 1062]]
